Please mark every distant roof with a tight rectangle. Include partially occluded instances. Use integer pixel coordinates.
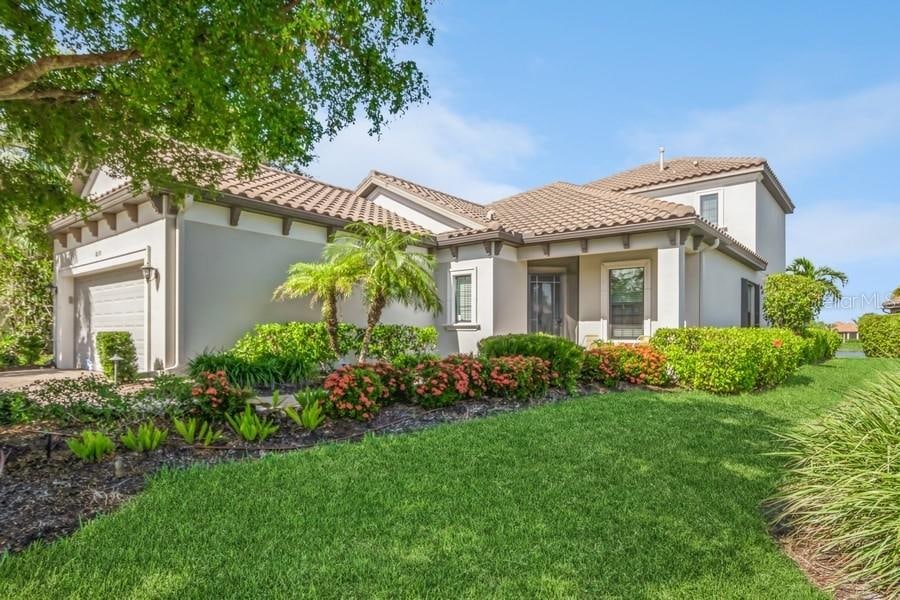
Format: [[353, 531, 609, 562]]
[[832, 321, 859, 334], [587, 157, 768, 191], [883, 297, 900, 313], [357, 170, 490, 226]]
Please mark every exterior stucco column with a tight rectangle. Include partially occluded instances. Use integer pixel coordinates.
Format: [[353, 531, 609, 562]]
[[656, 245, 686, 331]]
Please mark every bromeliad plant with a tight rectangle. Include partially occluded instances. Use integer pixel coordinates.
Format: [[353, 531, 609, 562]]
[[67, 430, 116, 462], [120, 422, 168, 452], [225, 405, 279, 442], [284, 389, 329, 431], [172, 416, 223, 446]]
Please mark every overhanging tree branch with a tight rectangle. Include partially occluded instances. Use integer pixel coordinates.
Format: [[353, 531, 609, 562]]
[[0, 49, 141, 99], [0, 88, 98, 102]]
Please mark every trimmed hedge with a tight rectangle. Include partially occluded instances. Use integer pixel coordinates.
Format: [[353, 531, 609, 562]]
[[651, 327, 803, 393], [762, 274, 826, 332], [95, 331, 138, 382], [231, 322, 438, 366], [478, 333, 584, 392], [859, 314, 900, 358], [799, 327, 841, 364]]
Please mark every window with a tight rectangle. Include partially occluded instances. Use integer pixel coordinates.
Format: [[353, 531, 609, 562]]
[[700, 192, 719, 225], [451, 272, 474, 323], [609, 267, 645, 339], [741, 279, 760, 327]]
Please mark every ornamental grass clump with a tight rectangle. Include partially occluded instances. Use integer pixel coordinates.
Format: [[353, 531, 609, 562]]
[[774, 371, 900, 595]]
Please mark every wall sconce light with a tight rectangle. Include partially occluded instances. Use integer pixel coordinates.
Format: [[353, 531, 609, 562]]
[[141, 265, 158, 282], [45, 283, 58, 294]]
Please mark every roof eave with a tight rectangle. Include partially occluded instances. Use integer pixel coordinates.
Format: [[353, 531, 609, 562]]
[[516, 216, 767, 270]]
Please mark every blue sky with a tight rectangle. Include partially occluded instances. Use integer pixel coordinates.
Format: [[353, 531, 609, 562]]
[[310, 0, 900, 322]]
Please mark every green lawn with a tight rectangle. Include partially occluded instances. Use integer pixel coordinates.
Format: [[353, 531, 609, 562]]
[[2, 359, 897, 599], [839, 339, 863, 352]]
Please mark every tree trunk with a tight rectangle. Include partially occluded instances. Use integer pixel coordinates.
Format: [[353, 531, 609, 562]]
[[323, 292, 340, 359], [357, 295, 386, 365]]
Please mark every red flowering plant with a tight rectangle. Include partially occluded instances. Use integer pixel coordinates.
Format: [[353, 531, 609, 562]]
[[411, 355, 486, 408], [190, 370, 253, 418], [322, 365, 384, 421], [371, 361, 411, 404], [582, 344, 670, 388], [485, 355, 551, 400]]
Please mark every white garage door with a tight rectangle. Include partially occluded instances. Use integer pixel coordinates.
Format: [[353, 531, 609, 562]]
[[74, 268, 145, 372]]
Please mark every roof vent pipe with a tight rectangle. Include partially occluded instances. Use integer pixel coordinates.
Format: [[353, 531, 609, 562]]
[[658, 146, 665, 171]]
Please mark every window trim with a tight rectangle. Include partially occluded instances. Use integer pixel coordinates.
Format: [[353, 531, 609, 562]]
[[447, 267, 479, 329], [600, 259, 652, 341], [698, 189, 724, 226]]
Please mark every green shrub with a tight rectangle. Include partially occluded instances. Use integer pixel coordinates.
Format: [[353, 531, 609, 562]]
[[484, 355, 551, 400], [231, 321, 438, 368], [799, 327, 841, 364], [120, 422, 168, 452], [322, 364, 384, 420], [651, 327, 803, 393], [0, 390, 32, 424], [95, 331, 139, 382], [478, 334, 584, 392], [67, 430, 115, 462], [582, 344, 671, 387], [762, 274, 826, 332], [362, 325, 438, 361], [225, 405, 279, 442], [858, 314, 900, 358], [231, 322, 353, 370], [774, 371, 900, 594]]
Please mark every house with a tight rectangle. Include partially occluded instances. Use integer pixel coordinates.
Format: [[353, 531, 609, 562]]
[[831, 321, 859, 342], [884, 297, 900, 314], [49, 150, 792, 372]]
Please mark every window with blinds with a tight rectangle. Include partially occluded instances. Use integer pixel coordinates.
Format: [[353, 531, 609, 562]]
[[452, 273, 473, 323]]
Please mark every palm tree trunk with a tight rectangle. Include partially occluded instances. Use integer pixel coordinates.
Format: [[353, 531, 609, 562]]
[[323, 292, 340, 359], [358, 294, 386, 365]]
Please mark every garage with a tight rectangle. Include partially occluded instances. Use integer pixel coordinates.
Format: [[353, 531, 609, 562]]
[[73, 267, 146, 372]]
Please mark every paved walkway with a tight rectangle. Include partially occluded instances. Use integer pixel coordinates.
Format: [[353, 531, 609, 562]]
[[0, 369, 89, 391]]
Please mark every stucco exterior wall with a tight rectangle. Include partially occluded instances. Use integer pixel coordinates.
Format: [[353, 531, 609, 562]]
[[53, 201, 169, 370], [755, 181, 786, 273], [698, 249, 759, 327]]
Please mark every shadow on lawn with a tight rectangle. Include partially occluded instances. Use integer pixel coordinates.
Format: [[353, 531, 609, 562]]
[[0, 394, 816, 598]]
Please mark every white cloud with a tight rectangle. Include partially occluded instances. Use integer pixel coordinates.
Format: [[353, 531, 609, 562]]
[[625, 82, 900, 171], [308, 101, 536, 203], [788, 200, 900, 265]]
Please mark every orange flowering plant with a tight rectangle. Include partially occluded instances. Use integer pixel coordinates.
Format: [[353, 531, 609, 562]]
[[190, 370, 253, 418], [323, 365, 385, 421]]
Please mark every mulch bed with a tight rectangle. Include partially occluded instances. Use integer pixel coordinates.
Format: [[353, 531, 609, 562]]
[[0, 386, 594, 554]]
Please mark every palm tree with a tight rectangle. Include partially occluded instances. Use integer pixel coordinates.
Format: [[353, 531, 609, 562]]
[[786, 257, 848, 302], [325, 223, 441, 364], [273, 260, 363, 357]]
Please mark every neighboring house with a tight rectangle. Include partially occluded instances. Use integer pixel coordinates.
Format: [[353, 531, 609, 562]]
[[884, 297, 900, 314], [831, 321, 859, 342], [49, 150, 792, 372]]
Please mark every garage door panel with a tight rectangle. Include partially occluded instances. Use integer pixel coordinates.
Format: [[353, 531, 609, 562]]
[[74, 268, 145, 372]]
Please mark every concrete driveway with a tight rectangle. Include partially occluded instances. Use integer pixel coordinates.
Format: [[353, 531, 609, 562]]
[[0, 369, 90, 391]]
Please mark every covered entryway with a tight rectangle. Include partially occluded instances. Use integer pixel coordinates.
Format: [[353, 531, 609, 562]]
[[73, 267, 145, 372]]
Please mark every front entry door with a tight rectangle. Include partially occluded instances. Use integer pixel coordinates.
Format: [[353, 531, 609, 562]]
[[529, 273, 563, 335]]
